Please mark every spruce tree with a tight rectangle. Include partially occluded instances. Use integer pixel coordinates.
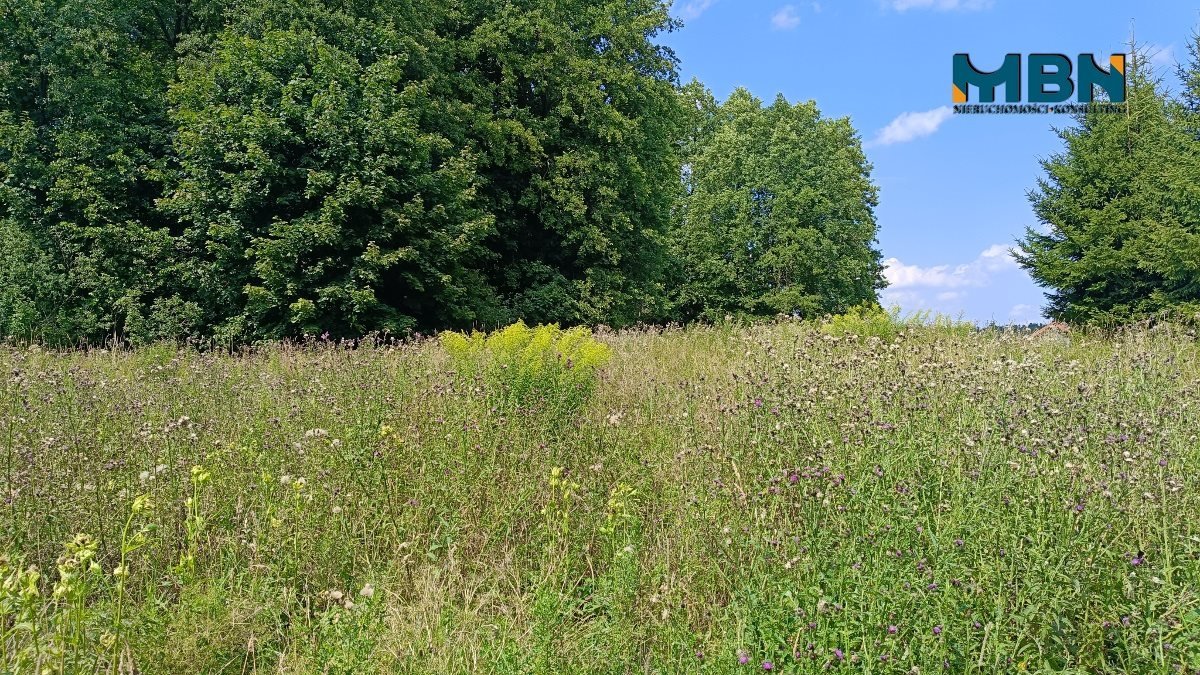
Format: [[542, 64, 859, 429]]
[[1016, 49, 1200, 324]]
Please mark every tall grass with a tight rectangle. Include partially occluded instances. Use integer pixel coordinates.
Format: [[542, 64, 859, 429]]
[[2, 321, 1199, 672]]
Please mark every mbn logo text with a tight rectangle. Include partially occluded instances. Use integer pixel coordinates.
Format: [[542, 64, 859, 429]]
[[953, 54, 1126, 104]]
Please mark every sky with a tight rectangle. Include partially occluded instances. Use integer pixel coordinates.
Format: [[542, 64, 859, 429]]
[[661, 0, 1198, 325]]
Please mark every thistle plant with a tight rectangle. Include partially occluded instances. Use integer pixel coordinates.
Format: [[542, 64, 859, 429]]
[[177, 465, 210, 581], [0, 535, 104, 673], [0, 557, 44, 671], [2, 322, 1200, 672], [113, 494, 154, 663]]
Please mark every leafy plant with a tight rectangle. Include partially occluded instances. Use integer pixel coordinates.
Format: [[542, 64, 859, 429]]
[[4, 315, 1200, 673], [442, 321, 612, 414], [1, 535, 106, 673]]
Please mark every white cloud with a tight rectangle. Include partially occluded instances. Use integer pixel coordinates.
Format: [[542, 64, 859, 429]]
[[884, 259, 960, 288], [977, 243, 1018, 272], [678, 0, 718, 19], [811, 1, 822, 12], [889, 0, 992, 10], [871, 106, 953, 146], [883, 243, 1017, 290], [882, 245, 1039, 324], [880, 289, 925, 308], [1009, 303, 1035, 320], [771, 5, 802, 29]]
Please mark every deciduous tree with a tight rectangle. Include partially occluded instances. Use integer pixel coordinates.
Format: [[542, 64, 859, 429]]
[[670, 87, 885, 321]]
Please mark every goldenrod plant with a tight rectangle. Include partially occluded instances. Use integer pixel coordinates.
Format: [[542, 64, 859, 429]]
[[442, 321, 612, 414], [823, 304, 973, 341]]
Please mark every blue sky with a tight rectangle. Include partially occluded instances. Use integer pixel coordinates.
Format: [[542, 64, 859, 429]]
[[662, 0, 1197, 325]]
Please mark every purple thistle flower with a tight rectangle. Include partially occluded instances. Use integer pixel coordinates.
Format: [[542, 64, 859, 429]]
[[762, 661, 774, 670], [887, 625, 898, 635], [738, 651, 750, 665], [933, 625, 943, 635], [753, 398, 764, 408], [833, 648, 844, 661]]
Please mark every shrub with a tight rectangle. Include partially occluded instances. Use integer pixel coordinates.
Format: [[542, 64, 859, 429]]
[[441, 321, 612, 413], [822, 304, 908, 340], [822, 304, 973, 340]]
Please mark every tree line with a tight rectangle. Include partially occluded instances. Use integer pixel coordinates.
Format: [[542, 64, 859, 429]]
[[6, 1, 1196, 345], [0, 0, 885, 345]]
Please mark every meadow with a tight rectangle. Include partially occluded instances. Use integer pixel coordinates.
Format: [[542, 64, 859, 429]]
[[2, 319, 1199, 673]]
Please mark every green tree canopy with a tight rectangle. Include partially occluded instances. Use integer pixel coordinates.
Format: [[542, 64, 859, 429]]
[[164, 0, 499, 340], [1, 0, 891, 344], [1016, 52, 1200, 324], [670, 86, 885, 321], [0, 0, 179, 343], [440, 0, 684, 327]]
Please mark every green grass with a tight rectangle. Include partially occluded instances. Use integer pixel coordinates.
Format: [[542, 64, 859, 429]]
[[2, 322, 1199, 673]]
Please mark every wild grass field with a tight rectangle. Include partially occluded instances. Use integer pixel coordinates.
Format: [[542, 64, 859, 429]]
[[2, 320, 1199, 673]]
